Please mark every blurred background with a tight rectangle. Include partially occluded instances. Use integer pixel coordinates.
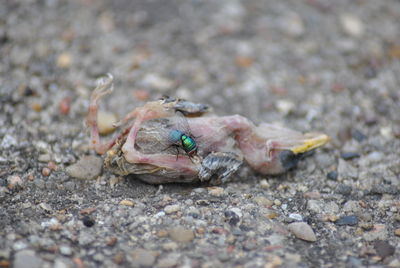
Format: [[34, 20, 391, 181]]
[[2, 0, 399, 138]]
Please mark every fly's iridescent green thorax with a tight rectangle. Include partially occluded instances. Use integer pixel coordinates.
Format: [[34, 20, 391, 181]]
[[181, 134, 196, 153], [168, 129, 197, 156]]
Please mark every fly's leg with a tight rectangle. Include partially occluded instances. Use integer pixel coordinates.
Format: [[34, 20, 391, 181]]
[[199, 152, 243, 185], [162, 144, 180, 161], [174, 145, 180, 161]]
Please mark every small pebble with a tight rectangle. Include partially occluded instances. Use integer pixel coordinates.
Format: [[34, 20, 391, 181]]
[[80, 207, 96, 215], [288, 213, 303, 222], [97, 111, 118, 135], [157, 254, 180, 268], [352, 129, 366, 142], [129, 248, 157, 267], [119, 200, 135, 207], [164, 204, 180, 214], [307, 200, 323, 214], [360, 223, 374, 231], [235, 56, 253, 68], [39, 202, 52, 212], [31, 103, 42, 112], [243, 239, 258, 251], [168, 227, 194, 243], [340, 152, 360, 160], [288, 222, 317, 242], [340, 14, 364, 37], [38, 154, 51, 162], [259, 179, 270, 189], [363, 224, 388, 241], [324, 202, 340, 214], [394, 229, 400, 237], [276, 100, 295, 115], [208, 186, 225, 197], [56, 52, 72, 68], [365, 151, 383, 163], [374, 240, 395, 259], [326, 171, 338, 180], [253, 196, 273, 207], [303, 191, 321, 199], [225, 209, 241, 225], [7, 175, 23, 190], [66, 156, 103, 180], [41, 167, 51, 176], [162, 242, 178, 251], [266, 255, 283, 267], [380, 126, 392, 139], [59, 96, 71, 115], [195, 199, 210, 206], [59, 246, 72, 256], [338, 159, 358, 180], [106, 237, 118, 247], [346, 256, 362, 268], [157, 230, 169, 237], [343, 200, 361, 213], [47, 161, 57, 171], [13, 250, 42, 268], [335, 184, 352, 196], [113, 252, 124, 265], [82, 216, 95, 227], [336, 215, 358, 226], [393, 124, 400, 138], [283, 12, 305, 37], [370, 185, 398, 195]]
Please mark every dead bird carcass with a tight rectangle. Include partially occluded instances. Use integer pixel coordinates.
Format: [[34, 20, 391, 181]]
[[86, 74, 329, 184]]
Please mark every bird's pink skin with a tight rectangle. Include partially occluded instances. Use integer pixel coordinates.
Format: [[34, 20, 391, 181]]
[[87, 75, 328, 179]]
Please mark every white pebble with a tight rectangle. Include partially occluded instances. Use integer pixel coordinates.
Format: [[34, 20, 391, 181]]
[[288, 222, 317, 242], [164, 204, 181, 214], [340, 14, 364, 37]]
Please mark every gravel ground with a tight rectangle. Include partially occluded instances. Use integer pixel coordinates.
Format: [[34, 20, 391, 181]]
[[1, 0, 400, 267]]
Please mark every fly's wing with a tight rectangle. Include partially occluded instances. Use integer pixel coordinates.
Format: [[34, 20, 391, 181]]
[[172, 110, 194, 137], [141, 111, 203, 156], [135, 119, 181, 155]]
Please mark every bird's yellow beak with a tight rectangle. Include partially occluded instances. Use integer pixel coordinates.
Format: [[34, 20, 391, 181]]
[[290, 134, 330, 154]]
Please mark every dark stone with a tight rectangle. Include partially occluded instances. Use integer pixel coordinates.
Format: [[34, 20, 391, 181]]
[[351, 129, 367, 142], [327, 171, 338, 181], [231, 229, 243, 236], [242, 239, 257, 251], [374, 240, 395, 258], [239, 225, 252, 232], [336, 215, 358, 226], [335, 184, 352, 196], [346, 256, 363, 268], [82, 216, 95, 227], [195, 200, 210, 206], [187, 212, 199, 219], [224, 210, 240, 226], [369, 185, 399, 195], [340, 152, 360, 160]]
